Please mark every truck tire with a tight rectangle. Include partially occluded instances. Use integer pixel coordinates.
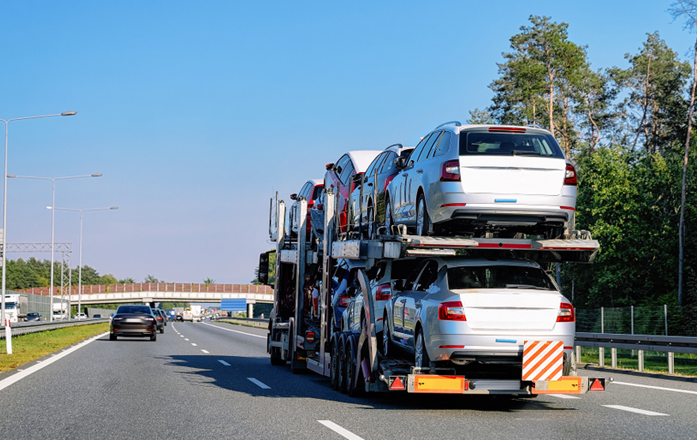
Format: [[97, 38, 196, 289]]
[[330, 333, 340, 390], [347, 335, 364, 398], [269, 331, 285, 366], [345, 336, 355, 395], [338, 333, 348, 394], [110, 334, 116, 341]]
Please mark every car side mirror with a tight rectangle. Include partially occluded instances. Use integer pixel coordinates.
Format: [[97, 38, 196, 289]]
[[326, 163, 335, 171], [395, 156, 407, 169], [290, 193, 298, 201]]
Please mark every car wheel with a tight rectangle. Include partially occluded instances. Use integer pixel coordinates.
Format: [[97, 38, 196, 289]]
[[367, 203, 376, 240], [384, 199, 393, 235], [150, 333, 157, 342], [416, 194, 430, 236], [381, 315, 391, 358], [110, 334, 116, 341], [414, 329, 430, 369], [159, 327, 164, 334]]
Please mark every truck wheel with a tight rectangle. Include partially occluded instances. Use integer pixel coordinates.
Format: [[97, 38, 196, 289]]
[[563, 351, 577, 376], [110, 334, 116, 341], [345, 337, 355, 395], [347, 335, 364, 398], [414, 329, 430, 369], [269, 332, 285, 366], [150, 333, 157, 342], [338, 333, 348, 394], [330, 334, 340, 390]]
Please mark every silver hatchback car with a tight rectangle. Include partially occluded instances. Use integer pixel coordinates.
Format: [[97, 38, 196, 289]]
[[386, 123, 577, 238], [382, 257, 575, 375]]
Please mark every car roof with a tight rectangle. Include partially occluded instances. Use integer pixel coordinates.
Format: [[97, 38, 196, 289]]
[[451, 124, 553, 136], [346, 150, 382, 172], [427, 257, 543, 269], [308, 178, 323, 186], [384, 144, 414, 155]]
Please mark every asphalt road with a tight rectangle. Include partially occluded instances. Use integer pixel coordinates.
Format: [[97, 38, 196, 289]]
[[0, 321, 696, 440]]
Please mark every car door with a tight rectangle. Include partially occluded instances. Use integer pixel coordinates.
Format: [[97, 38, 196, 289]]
[[403, 260, 438, 348], [392, 261, 426, 343], [405, 132, 442, 224], [395, 136, 430, 221]]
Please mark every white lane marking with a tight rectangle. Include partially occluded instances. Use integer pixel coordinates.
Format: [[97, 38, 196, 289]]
[[603, 405, 668, 416], [180, 335, 184, 338], [185, 338, 189, 341], [318, 421, 364, 440], [548, 394, 581, 399], [248, 378, 271, 389], [191, 343, 197, 346], [613, 381, 697, 396], [201, 349, 209, 354], [218, 360, 231, 366], [0, 332, 108, 392], [202, 322, 265, 339]]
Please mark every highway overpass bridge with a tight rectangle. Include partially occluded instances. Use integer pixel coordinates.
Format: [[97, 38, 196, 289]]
[[17, 283, 274, 317]]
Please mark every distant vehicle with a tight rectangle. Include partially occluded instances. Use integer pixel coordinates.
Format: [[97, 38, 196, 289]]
[[4, 294, 28, 323], [110, 305, 158, 341], [183, 307, 193, 322], [92, 314, 102, 319], [23, 312, 41, 322], [166, 309, 176, 321], [73, 313, 87, 320], [52, 302, 68, 321], [191, 305, 202, 322], [152, 309, 165, 333]]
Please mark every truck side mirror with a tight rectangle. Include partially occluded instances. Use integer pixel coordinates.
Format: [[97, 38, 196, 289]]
[[258, 251, 274, 287]]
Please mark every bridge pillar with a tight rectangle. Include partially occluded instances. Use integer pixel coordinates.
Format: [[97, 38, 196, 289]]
[[247, 303, 253, 318]]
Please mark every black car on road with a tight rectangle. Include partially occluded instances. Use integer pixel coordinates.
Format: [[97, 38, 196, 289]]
[[110, 305, 158, 341]]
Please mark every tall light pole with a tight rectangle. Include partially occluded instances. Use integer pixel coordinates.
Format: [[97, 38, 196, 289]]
[[8, 172, 101, 321], [48, 206, 118, 316], [0, 111, 76, 325]]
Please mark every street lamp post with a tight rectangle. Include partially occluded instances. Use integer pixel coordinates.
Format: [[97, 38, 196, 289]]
[[0, 111, 76, 325], [8, 173, 101, 321], [48, 206, 118, 316]]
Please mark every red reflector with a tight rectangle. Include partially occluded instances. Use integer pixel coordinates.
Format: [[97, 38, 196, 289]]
[[564, 346, 573, 350], [440, 345, 465, 349], [375, 284, 392, 301], [441, 203, 467, 207], [306, 332, 315, 343], [390, 376, 406, 390], [590, 379, 605, 391], [560, 206, 575, 211], [488, 126, 526, 133]]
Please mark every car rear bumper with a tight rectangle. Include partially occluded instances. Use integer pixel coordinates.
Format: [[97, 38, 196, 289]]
[[428, 333, 574, 363]]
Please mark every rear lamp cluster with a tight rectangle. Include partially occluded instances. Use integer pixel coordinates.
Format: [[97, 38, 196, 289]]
[[557, 302, 575, 322], [438, 301, 466, 321]]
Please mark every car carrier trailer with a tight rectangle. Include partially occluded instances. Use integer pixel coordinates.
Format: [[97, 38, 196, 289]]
[[259, 191, 609, 396]]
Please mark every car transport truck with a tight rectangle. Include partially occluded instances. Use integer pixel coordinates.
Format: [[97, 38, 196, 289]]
[[258, 188, 610, 397]]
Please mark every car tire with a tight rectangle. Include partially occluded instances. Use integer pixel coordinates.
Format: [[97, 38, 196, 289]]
[[159, 327, 164, 334], [347, 335, 364, 398], [415, 328, 430, 369], [416, 194, 430, 236], [384, 199, 393, 235], [110, 334, 116, 341], [150, 333, 157, 342], [381, 314, 391, 358], [367, 203, 376, 240]]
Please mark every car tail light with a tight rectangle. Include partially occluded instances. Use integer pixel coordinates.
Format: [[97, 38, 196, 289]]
[[488, 127, 526, 133], [306, 331, 316, 343], [338, 295, 350, 307], [564, 164, 577, 186], [440, 160, 461, 182], [557, 302, 575, 322], [375, 284, 392, 301], [438, 301, 466, 321], [146, 317, 155, 322]]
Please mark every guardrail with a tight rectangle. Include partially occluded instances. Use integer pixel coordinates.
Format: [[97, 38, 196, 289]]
[[0, 318, 109, 339], [215, 317, 267, 329], [575, 332, 697, 374]]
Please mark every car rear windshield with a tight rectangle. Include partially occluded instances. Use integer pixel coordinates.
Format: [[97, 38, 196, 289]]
[[116, 306, 152, 314], [459, 132, 564, 159], [447, 265, 557, 291]]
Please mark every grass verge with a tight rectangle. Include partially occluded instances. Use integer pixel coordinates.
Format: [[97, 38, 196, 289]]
[[0, 323, 109, 373], [580, 347, 697, 377]]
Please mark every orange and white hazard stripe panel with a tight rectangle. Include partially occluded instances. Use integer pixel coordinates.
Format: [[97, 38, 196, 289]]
[[522, 340, 563, 381]]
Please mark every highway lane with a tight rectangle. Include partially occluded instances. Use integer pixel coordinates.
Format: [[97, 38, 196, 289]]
[[0, 321, 696, 439]]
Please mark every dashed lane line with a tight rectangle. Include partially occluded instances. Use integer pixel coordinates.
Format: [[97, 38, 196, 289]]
[[191, 343, 198, 346], [218, 360, 231, 367], [318, 421, 364, 440], [248, 378, 271, 389], [201, 322, 265, 339], [201, 349, 210, 354], [185, 338, 189, 341], [0, 332, 108, 392], [613, 381, 697, 396], [603, 405, 668, 416]]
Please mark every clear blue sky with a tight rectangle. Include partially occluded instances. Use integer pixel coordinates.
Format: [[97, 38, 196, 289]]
[[0, 1, 692, 284]]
